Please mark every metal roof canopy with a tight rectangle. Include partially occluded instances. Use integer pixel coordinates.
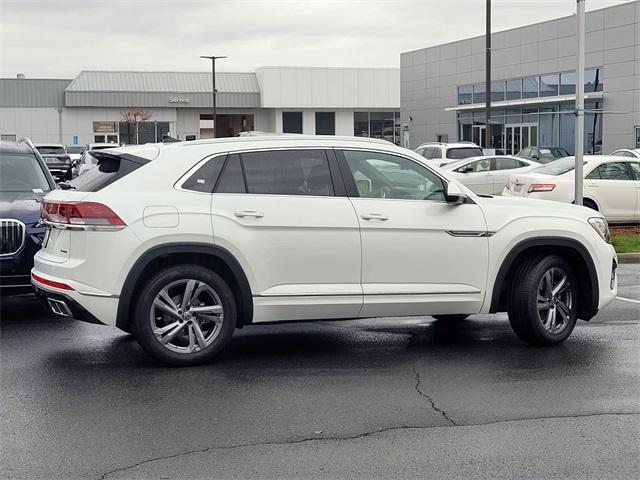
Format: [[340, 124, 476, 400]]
[[64, 71, 261, 108]]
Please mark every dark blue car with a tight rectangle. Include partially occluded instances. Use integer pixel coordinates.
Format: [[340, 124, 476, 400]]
[[0, 140, 57, 296]]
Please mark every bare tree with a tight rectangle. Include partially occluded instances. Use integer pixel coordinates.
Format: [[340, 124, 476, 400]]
[[120, 108, 153, 144]]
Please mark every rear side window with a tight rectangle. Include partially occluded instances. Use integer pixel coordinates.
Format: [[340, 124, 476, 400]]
[[446, 147, 483, 159], [242, 150, 333, 196], [590, 162, 632, 180], [182, 155, 226, 193], [496, 157, 526, 170], [214, 150, 334, 196], [216, 154, 246, 193], [431, 147, 442, 159], [69, 153, 148, 192]]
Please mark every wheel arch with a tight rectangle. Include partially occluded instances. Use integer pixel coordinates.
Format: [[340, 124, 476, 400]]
[[116, 243, 253, 331], [489, 237, 599, 320]]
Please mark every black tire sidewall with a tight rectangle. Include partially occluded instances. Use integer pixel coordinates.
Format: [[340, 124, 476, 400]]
[[515, 255, 579, 345], [132, 264, 237, 366]]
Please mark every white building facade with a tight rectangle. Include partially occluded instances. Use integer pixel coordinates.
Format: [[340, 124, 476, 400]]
[[0, 67, 400, 146]]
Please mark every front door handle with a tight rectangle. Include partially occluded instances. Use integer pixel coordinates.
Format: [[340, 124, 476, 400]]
[[586, 183, 598, 187], [361, 213, 388, 221], [234, 210, 264, 218]]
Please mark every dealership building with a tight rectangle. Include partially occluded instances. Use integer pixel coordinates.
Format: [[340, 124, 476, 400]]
[[401, 1, 640, 154], [0, 67, 400, 146]]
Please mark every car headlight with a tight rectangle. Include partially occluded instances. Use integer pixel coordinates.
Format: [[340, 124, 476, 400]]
[[588, 217, 611, 244]]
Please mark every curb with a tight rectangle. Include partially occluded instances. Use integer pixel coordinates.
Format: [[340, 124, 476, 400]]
[[617, 253, 640, 264]]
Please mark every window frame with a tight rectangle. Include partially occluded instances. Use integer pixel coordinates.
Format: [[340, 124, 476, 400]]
[[335, 148, 450, 203]]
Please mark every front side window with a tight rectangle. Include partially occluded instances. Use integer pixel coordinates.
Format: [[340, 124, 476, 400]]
[[455, 158, 491, 173], [431, 147, 442, 159], [628, 162, 640, 179], [342, 150, 445, 201], [0, 152, 52, 193]]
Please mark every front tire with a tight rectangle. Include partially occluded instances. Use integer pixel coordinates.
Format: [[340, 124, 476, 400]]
[[132, 264, 237, 366], [508, 255, 578, 346]]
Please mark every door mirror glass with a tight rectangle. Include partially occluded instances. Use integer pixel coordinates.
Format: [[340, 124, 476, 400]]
[[445, 182, 468, 205]]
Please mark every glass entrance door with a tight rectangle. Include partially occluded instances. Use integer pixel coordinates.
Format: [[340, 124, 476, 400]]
[[504, 124, 537, 155], [472, 125, 486, 148]]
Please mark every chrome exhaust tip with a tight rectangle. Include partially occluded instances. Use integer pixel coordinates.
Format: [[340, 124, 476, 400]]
[[47, 298, 72, 317]]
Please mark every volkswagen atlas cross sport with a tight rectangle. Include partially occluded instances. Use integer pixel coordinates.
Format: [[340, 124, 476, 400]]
[[31, 136, 618, 365]]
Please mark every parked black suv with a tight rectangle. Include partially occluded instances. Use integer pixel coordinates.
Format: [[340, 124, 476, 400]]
[[34, 143, 72, 180], [0, 140, 56, 296]]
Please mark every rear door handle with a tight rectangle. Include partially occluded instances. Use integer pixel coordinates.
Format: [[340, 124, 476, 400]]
[[234, 210, 264, 218], [361, 213, 388, 221], [586, 183, 598, 187]]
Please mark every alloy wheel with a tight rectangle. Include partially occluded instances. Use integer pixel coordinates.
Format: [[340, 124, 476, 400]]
[[536, 267, 573, 334], [149, 279, 224, 354]]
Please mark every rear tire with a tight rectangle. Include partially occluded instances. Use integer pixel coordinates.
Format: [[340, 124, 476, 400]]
[[508, 254, 578, 346], [132, 264, 237, 366], [432, 314, 470, 321]]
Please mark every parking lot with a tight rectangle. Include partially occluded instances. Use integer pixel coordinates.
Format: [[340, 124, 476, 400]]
[[0, 264, 637, 479]]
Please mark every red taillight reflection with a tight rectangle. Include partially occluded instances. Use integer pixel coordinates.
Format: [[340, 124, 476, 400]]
[[42, 201, 125, 227], [32, 273, 74, 290]]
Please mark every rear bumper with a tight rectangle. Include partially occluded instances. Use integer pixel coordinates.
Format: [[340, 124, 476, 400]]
[[33, 285, 105, 325]]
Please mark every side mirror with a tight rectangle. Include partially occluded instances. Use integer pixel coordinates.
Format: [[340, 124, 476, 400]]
[[445, 182, 468, 205], [531, 154, 539, 160]]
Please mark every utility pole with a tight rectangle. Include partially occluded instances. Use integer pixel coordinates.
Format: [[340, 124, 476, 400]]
[[485, 0, 492, 151], [574, 0, 585, 205], [200, 55, 227, 138]]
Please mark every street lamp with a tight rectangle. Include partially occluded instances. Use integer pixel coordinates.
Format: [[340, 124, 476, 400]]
[[200, 55, 227, 138]]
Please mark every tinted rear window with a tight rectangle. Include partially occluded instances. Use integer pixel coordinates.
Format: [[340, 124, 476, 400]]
[[446, 147, 483, 159], [69, 153, 148, 192], [36, 146, 65, 155]]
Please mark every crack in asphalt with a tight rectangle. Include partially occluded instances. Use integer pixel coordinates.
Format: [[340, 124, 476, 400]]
[[412, 363, 457, 426], [98, 411, 640, 479]]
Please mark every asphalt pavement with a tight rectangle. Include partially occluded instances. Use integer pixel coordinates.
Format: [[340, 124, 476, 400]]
[[1, 265, 638, 480]]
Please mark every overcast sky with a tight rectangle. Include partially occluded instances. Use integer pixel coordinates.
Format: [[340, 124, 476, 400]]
[[0, 0, 630, 78]]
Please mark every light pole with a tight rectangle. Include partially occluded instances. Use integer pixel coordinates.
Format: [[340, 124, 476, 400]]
[[574, 0, 586, 205], [485, 0, 492, 152], [200, 55, 227, 138]]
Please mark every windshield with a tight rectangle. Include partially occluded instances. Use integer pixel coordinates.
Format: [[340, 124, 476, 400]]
[[538, 147, 569, 160], [66, 146, 86, 154], [531, 157, 586, 176], [0, 153, 52, 193], [36, 146, 65, 155], [446, 147, 483, 159]]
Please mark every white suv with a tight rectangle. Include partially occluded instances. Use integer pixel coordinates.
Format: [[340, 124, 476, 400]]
[[415, 142, 483, 167], [32, 136, 618, 365]]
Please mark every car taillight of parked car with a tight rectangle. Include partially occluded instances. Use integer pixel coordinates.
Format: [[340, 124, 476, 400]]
[[42, 201, 126, 228], [528, 183, 556, 193]]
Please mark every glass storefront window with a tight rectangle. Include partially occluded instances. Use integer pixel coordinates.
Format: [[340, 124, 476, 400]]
[[506, 79, 522, 100], [559, 112, 575, 154], [354, 112, 369, 137], [473, 84, 485, 104], [491, 81, 505, 102], [458, 85, 473, 105], [523, 76, 538, 98], [523, 107, 538, 123], [458, 112, 472, 142], [585, 100, 602, 154], [560, 71, 576, 95], [505, 108, 522, 124], [585, 67, 603, 92], [539, 106, 558, 146], [118, 121, 170, 145], [540, 74, 559, 97]]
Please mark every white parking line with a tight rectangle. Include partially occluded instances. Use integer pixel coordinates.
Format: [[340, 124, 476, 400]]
[[616, 296, 640, 304]]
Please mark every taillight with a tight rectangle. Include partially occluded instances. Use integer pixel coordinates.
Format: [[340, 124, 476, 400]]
[[42, 201, 126, 229], [528, 183, 556, 193]]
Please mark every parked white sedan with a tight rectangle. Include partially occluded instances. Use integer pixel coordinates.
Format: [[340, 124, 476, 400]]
[[503, 155, 640, 223], [441, 155, 539, 195]]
